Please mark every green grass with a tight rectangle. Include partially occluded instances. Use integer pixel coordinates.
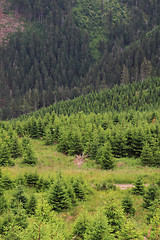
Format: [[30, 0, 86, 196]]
[[2, 139, 160, 185], [1, 138, 160, 239]]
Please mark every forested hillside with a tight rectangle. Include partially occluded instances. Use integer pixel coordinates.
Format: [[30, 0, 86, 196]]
[[1, 0, 160, 119], [0, 76, 160, 239]]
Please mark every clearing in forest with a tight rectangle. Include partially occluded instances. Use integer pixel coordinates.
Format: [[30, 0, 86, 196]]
[[0, 0, 24, 45]]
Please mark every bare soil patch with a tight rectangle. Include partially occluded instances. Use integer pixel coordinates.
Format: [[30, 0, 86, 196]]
[[0, 0, 24, 45]]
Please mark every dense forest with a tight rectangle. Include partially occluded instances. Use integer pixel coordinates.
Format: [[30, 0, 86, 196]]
[[1, 0, 160, 119]]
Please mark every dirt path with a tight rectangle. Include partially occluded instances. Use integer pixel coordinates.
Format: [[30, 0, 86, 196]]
[[115, 184, 135, 190], [115, 183, 149, 190], [0, 0, 24, 44]]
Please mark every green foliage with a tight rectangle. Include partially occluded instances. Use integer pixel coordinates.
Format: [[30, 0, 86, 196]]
[[149, 206, 160, 240], [0, 194, 7, 214], [43, 128, 54, 145], [122, 195, 135, 216], [143, 184, 159, 209], [22, 145, 37, 165], [104, 197, 125, 234], [71, 177, 87, 200], [35, 197, 52, 222], [96, 142, 114, 169], [24, 172, 39, 188], [132, 177, 145, 195], [11, 186, 28, 211], [9, 134, 22, 159], [0, 144, 13, 166], [26, 194, 37, 215], [72, 210, 91, 239], [48, 175, 71, 212], [118, 219, 143, 240], [84, 209, 114, 240], [140, 142, 154, 166], [2, 175, 14, 190]]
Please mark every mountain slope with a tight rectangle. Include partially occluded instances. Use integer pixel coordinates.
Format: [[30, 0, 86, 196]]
[[1, 0, 160, 119]]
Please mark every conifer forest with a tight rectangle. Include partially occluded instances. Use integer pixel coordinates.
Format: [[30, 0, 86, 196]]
[[0, 0, 160, 239]]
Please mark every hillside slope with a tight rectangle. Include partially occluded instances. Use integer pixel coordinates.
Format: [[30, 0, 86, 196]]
[[1, 0, 160, 119]]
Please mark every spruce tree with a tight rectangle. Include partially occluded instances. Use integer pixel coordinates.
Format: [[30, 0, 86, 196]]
[[122, 195, 135, 215], [96, 142, 114, 170], [49, 175, 71, 212], [143, 184, 159, 209], [132, 177, 144, 195], [84, 210, 113, 240], [140, 142, 154, 166], [9, 134, 22, 158], [22, 145, 37, 165], [0, 144, 13, 166], [27, 194, 37, 215]]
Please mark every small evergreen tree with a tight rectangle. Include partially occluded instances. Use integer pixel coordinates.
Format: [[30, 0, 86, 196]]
[[96, 142, 114, 169], [104, 198, 125, 234], [22, 146, 37, 165], [132, 177, 145, 195], [72, 177, 86, 200], [49, 175, 71, 212], [27, 194, 37, 215], [143, 184, 159, 209], [9, 134, 22, 158], [122, 195, 135, 215], [72, 211, 91, 239], [24, 172, 39, 188], [0, 144, 13, 166], [84, 209, 113, 240], [43, 128, 53, 145], [0, 181, 7, 214], [11, 186, 28, 211], [140, 142, 154, 166]]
